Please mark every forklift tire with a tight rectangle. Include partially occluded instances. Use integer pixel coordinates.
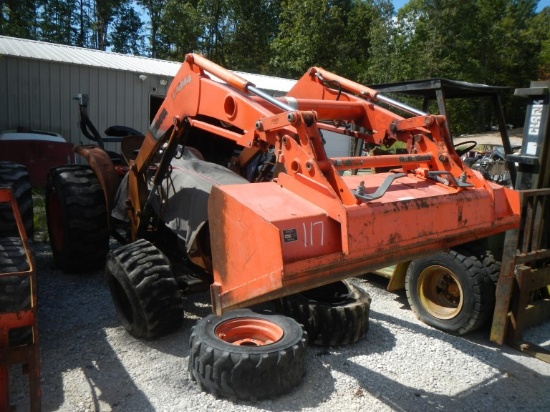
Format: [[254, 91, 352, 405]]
[[188, 309, 307, 401], [46, 165, 109, 273], [405, 249, 496, 335], [105, 239, 184, 339], [275, 280, 371, 346], [0, 162, 33, 239], [0, 237, 32, 346]]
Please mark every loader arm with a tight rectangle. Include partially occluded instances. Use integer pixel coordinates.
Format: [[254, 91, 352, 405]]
[[126, 53, 520, 315], [127, 54, 361, 237]]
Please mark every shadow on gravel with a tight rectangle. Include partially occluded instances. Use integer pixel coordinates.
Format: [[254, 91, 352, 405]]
[[16, 244, 156, 411], [140, 290, 213, 358], [13, 243, 548, 411], [325, 308, 550, 411]]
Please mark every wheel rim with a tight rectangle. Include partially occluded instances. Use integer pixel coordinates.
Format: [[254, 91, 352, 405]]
[[47, 191, 64, 252], [215, 318, 284, 346], [417, 265, 464, 320]]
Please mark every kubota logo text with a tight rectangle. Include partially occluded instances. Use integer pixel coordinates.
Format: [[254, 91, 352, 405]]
[[172, 75, 192, 100]]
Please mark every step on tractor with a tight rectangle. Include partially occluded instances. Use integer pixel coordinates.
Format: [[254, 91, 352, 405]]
[[45, 54, 520, 400]]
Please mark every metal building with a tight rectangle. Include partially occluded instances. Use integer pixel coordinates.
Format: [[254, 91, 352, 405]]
[[0, 35, 297, 150]]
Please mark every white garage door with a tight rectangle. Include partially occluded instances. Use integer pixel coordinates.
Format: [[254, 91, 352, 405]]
[[322, 130, 352, 158]]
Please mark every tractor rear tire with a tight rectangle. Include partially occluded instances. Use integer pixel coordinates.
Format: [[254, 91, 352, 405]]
[[105, 239, 184, 339], [46, 165, 109, 273], [405, 249, 496, 335], [0, 237, 32, 346], [0, 162, 33, 239], [188, 309, 307, 400], [479, 250, 501, 283], [275, 280, 371, 346]]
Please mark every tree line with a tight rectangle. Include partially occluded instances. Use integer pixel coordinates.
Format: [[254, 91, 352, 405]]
[[1, 0, 549, 133]]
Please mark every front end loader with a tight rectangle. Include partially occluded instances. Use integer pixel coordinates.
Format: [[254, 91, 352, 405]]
[[45, 54, 520, 400]]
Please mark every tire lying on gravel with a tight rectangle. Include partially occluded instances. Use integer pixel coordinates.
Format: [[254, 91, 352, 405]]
[[189, 309, 307, 401], [0, 237, 32, 346], [0, 161, 33, 239], [275, 280, 371, 346], [105, 239, 184, 339], [46, 165, 109, 273], [405, 248, 496, 335]]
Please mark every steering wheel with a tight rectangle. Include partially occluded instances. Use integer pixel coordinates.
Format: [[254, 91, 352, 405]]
[[454, 140, 477, 156]]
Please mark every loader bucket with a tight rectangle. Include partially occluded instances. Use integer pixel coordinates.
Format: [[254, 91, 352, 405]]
[[209, 171, 520, 315], [124, 53, 521, 316]]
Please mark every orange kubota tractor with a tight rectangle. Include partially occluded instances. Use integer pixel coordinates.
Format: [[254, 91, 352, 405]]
[[46, 54, 520, 400]]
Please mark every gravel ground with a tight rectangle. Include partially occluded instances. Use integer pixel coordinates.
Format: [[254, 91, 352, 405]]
[[9, 242, 550, 411]]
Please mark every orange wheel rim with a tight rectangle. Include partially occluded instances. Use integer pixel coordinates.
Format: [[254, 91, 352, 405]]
[[215, 318, 284, 346]]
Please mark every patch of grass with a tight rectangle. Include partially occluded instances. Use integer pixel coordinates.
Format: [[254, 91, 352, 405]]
[[32, 189, 48, 243]]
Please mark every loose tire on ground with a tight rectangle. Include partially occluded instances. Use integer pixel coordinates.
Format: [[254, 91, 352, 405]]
[[0, 162, 33, 239], [405, 249, 496, 335], [0, 237, 32, 346], [275, 280, 371, 346], [189, 309, 307, 401], [105, 239, 184, 339], [46, 165, 109, 273]]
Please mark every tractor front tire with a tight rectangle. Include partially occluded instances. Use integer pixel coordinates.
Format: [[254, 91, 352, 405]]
[[46, 165, 109, 273], [105, 239, 184, 339], [276, 280, 371, 346], [405, 249, 496, 335], [0, 162, 33, 239], [0, 237, 32, 346], [189, 309, 307, 401]]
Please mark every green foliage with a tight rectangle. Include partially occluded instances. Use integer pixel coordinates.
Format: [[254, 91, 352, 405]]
[[110, 2, 146, 55], [270, 0, 389, 79], [38, 0, 75, 45], [224, 0, 281, 73], [93, 0, 127, 50], [32, 190, 48, 243], [270, 0, 348, 77], [156, 0, 282, 72], [29, 0, 146, 52], [1, 0, 548, 133], [385, 0, 543, 133], [156, 0, 201, 61], [530, 6, 550, 80], [137, 0, 167, 57], [1, 0, 39, 39]]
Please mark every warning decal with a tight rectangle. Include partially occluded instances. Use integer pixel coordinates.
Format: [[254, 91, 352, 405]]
[[282, 229, 298, 243]]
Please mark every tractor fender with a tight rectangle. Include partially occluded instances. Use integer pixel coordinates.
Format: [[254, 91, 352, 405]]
[[74, 145, 119, 214]]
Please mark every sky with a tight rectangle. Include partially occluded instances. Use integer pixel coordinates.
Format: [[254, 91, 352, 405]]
[[391, 0, 550, 11]]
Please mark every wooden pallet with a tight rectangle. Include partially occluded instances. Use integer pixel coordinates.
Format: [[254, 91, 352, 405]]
[[491, 188, 550, 363]]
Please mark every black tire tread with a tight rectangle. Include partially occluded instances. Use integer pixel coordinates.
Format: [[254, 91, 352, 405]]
[[276, 280, 371, 346], [105, 239, 183, 339], [0, 162, 33, 238], [46, 165, 109, 273], [0, 237, 32, 345], [480, 250, 501, 284], [188, 309, 307, 400], [405, 249, 495, 335]]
